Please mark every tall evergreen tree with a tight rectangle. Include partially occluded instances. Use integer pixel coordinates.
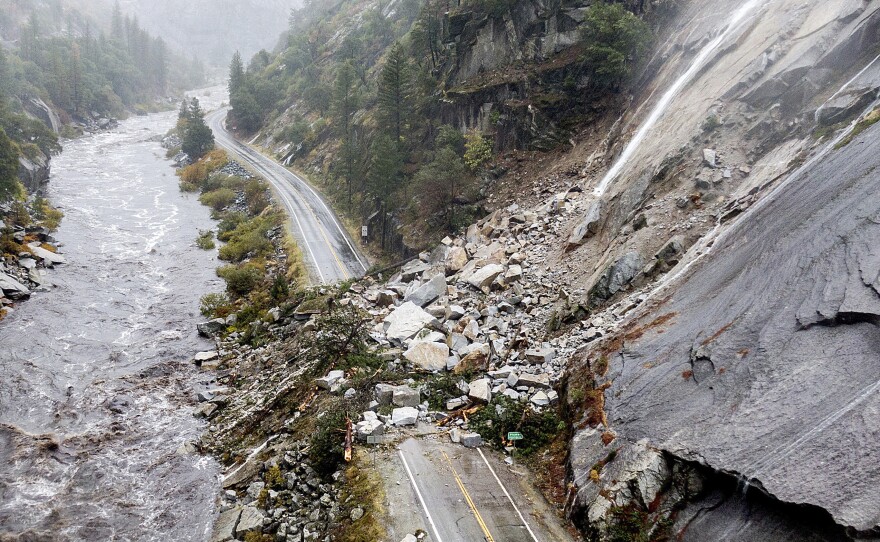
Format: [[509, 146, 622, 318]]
[[229, 51, 245, 96], [181, 98, 214, 160], [332, 62, 360, 209], [377, 43, 410, 146], [111, 1, 124, 42]]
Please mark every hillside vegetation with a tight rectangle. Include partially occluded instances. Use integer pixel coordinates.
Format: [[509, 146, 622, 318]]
[[228, 0, 655, 255]]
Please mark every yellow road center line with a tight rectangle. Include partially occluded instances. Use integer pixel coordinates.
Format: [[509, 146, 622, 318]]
[[442, 451, 495, 542]]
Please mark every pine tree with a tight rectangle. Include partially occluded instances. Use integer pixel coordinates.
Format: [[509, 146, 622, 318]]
[[111, 1, 124, 42], [332, 62, 360, 208], [181, 98, 214, 161], [367, 134, 402, 208], [377, 43, 410, 146], [229, 51, 245, 96]]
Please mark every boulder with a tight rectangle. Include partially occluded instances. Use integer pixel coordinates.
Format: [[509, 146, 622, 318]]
[[392, 386, 421, 407], [468, 378, 492, 403], [197, 318, 226, 337], [525, 347, 555, 364], [401, 259, 429, 281], [467, 264, 505, 291], [193, 351, 219, 365], [461, 432, 483, 448], [590, 252, 645, 302], [316, 370, 345, 390], [454, 350, 488, 375], [212, 507, 241, 542], [0, 272, 30, 300], [356, 419, 385, 441], [235, 506, 266, 536], [568, 199, 604, 248], [375, 383, 396, 405], [703, 148, 717, 167], [447, 305, 466, 320], [530, 391, 550, 407], [391, 407, 419, 426], [27, 243, 65, 265], [518, 373, 551, 389], [404, 274, 446, 307], [445, 246, 469, 275], [404, 341, 449, 372], [655, 235, 685, 264], [384, 302, 437, 342]]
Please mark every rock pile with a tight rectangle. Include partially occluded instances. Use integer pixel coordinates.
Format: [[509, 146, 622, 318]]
[[219, 161, 254, 179], [0, 217, 63, 314], [213, 441, 344, 542]]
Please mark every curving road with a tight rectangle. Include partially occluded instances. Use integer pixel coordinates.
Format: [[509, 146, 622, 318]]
[[206, 108, 368, 284]]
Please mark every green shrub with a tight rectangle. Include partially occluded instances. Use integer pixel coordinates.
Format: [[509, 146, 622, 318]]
[[199, 188, 237, 211], [310, 406, 355, 477], [199, 292, 231, 317], [217, 264, 264, 296], [217, 212, 247, 241], [580, 3, 652, 88], [196, 230, 215, 250], [219, 229, 272, 262], [468, 396, 563, 455]]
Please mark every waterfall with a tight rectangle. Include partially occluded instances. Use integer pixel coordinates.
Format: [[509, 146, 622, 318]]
[[592, 0, 767, 198]]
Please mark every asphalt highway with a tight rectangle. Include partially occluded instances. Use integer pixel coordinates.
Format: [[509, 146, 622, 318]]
[[206, 108, 368, 284], [396, 438, 576, 542]]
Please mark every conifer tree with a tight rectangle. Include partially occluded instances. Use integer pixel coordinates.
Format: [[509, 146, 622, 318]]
[[181, 98, 214, 160], [377, 43, 409, 146]]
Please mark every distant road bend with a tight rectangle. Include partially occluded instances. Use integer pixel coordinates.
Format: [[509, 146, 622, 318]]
[[206, 107, 368, 284]]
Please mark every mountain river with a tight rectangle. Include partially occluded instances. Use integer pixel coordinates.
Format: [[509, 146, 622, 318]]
[[0, 96, 224, 541]]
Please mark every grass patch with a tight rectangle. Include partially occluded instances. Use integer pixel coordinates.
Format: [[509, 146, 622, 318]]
[[330, 449, 388, 542], [283, 232, 309, 285]]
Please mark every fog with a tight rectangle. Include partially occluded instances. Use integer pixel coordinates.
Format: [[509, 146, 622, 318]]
[[67, 0, 300, 66]]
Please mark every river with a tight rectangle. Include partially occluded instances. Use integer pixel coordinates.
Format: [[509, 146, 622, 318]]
[[0, 93, 225, 541]]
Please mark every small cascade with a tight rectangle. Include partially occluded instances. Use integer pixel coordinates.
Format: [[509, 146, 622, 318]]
[[592, 0, 767, 198]]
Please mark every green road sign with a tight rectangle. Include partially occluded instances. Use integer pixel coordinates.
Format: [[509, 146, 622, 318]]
[[507, 432, 524, 441]]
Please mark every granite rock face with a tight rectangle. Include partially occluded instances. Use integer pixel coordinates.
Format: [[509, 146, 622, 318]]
[[584, 118, 880, 534]]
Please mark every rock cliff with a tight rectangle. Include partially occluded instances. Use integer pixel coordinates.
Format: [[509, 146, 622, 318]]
[[561, 0, 880, 539]]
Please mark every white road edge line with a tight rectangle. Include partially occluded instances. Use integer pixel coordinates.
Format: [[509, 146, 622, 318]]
[[398, 449, 445, 542], [285, 167, 369, 272], [477, 448, 541, 542], [213, 111, 327, 284]]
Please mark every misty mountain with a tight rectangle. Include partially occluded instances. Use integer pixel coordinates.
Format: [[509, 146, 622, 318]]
[[63, 0, 297, 65]]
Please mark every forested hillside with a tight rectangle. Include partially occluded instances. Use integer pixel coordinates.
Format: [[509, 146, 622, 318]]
[[228, 0, 657, 256], [0, 0, 206, 200], [0, 0, 204, 123]]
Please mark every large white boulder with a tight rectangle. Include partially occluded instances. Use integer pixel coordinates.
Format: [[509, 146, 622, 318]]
[[383, 302, 436, 342], [391, 407, 419, 426], [404, 341, 449, 372]]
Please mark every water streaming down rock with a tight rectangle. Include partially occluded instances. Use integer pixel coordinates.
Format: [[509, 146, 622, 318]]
[[0, 102, 224, 541], [592, 0, 767, 198]]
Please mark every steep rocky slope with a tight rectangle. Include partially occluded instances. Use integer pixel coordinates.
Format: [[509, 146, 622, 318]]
[[558, 0, 880, 539], [200, 1, 880, 540]]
